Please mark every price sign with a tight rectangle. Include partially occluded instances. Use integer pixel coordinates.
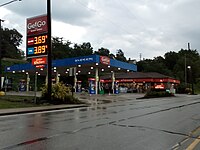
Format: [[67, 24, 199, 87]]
[[27, 33, 48, 58], [26, 14, 48, 58]]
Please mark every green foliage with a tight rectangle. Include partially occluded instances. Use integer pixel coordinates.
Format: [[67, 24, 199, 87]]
[[41, 82, 81, 104], [115, 49, 127, 62], [73, 42, 93, 57], [2, 27, 23, 59], [144, 90, 173, 98], [137, 57, 172, 76], [52, 37, 73, 59], [137, 49, 200, 83], [52, 38, 94, 59], [94, 47, 110, 56], [0, 95, 39, 109]]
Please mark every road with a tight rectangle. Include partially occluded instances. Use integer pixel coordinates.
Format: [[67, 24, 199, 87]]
[[0, 94, 200, 150]]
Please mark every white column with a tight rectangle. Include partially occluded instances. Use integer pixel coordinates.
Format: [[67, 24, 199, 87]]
[[56, 72, 59, 84], [26, 73, 30, 92], [45, 75, 48, 86], [34, 72, 38, 103], [1, 77, 4, 89], [74, 75, 77, 93], [74, 66, 77, 93], [112, 71, 115, 94], [95, 68, 99, 95]]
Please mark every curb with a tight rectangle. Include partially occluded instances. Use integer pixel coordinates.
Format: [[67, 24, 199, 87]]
[[0, 104, 88, 116]]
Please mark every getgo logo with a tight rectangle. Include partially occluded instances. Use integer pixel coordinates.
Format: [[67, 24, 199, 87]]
[[27, 20, 46, 30]]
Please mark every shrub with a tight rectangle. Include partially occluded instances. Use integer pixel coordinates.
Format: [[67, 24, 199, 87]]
[[40, 82, 82, 104], [144, 90, 174, 98]]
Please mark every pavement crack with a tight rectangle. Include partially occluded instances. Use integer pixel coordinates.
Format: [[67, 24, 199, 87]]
[[119, 101, 200, 122], [111, 123, 200, 140]]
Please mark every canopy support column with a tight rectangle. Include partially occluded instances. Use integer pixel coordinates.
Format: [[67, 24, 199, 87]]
[[56, 72, 59, 84], [112, 71, 115, 94], [26, 73, 30, 92], [95, 68, 99, 95]]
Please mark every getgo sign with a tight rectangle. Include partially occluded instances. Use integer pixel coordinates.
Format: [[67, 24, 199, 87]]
[[27, 14, 48, 35]]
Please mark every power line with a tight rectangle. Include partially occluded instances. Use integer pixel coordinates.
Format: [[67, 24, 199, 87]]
[[75, 0, 136, 36]]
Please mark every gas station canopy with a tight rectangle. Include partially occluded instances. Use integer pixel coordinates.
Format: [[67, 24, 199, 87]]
[[5, 55, 137, 75]]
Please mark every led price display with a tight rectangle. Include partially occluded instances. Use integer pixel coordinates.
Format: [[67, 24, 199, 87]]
[[34, 45, 47, 54], [27, 33, 48, 58], [34, 35, 48, 45]]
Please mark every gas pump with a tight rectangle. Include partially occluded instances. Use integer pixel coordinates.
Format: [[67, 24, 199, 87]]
[[76, 81, 82, 93], [114, 81, 119, 94], [19, 79, 26, 92], [88, 78, 95, 94]]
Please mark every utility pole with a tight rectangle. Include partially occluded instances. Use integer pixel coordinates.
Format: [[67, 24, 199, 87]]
[[184, 54, 187, 85], [185, 43, 191, 86], [188, 42, 190, 50], [47, 0, 52, 101], [139, 53, 142, 61], [0, 19, 4, 90]]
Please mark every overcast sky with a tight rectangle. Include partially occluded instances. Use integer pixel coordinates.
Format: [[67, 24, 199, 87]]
[[0, 0, 199, 60]]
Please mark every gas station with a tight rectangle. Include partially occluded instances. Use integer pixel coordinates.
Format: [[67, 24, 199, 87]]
[[5, 54, 137, 94]]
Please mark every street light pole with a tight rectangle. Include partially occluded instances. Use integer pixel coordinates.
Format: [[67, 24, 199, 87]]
[[187, 66, 194, 95]]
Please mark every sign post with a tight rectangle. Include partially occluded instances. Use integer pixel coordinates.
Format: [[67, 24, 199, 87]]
[[47, 0, 52, 101]]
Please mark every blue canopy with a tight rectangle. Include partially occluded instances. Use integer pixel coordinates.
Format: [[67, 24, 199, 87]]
[[5, 55, 137, 74]]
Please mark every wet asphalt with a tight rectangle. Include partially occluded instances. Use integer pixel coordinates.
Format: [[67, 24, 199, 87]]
[[0, 94, 200, 150]]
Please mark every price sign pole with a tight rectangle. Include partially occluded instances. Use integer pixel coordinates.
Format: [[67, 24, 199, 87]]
[[47, 0, 52, 101]]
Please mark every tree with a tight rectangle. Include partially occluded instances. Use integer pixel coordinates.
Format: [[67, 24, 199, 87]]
[[72, 42, 93, 57], [1, 28, 23, 59], [137, 57, 171, 75], [115, 49, 127, 62], [94, 47, 116, 59], [94, 47, 110, 56], [137, 49, 200, 86], [173, 49, 200, 83], [52, 37, 72, 60], [164, 51, 179, 71]]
